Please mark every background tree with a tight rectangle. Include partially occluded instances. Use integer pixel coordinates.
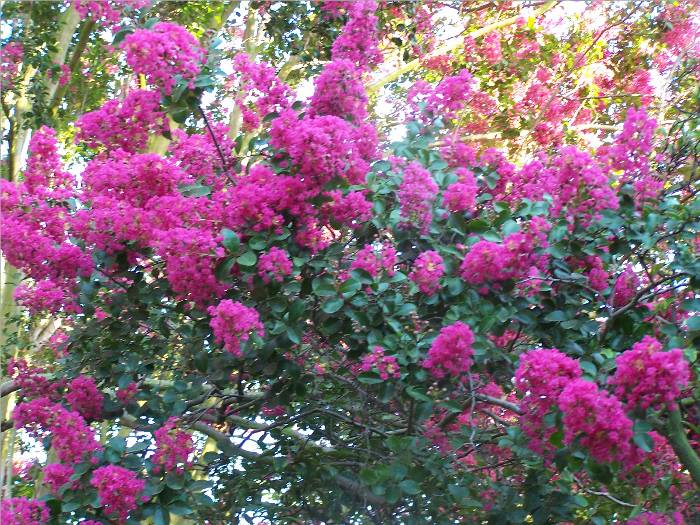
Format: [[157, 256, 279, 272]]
[[1, 1, 699, 524]]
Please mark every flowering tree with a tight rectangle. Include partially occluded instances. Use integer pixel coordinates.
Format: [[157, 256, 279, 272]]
[[1, 0, 699, 523]]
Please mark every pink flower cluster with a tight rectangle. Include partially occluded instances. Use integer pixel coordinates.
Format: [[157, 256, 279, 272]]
[[13, 397, 102, 465], [0, 497, 49, 525], [408, 69, 475, 120], [232, 53, 292, 130], [260, 404, 286, 417], [251, 2, 380, 250], [116, 382, 138, 404], [257, 247, 293, 283], [155, 227, 228, 306], [76, 90, 165, 152], [510, 68, 580, 147], [170, 122, 235, 189], [13, 280, 73, 314], [514, 348, 582, 402], [361, 346, 401, 380], [600, 107, 662, 205], [2, 134, 90, 312], [73, 0, 148, 26], [459, 218, 549, 287], [582, 255, 610, 292], [121, 22, 205, 94], [66, 375, 104, 421], [83, 151, 189, 207], [440, 139, 478, 167], [350, 243, 397, 278], [152, 417, 194, 474], [442, 167, 477, 214], [398, 161, 438, 232], [612, 266, 640, 307], [479, 33, 503, 64], [318, 0, 353, 18], [324, 190, 373, 228], [309, 59, 367, 123], [558, 378, 635, 464], [508, 146, 618, 227], [659, 3, 700, 59], [44, 463, 75, 494], [420, 54, 453, 75], [609, 336, 691, 410], [409, 250, 444, 295], [1, 41, 23, 91], [629, 431, 682, 488], [514, 348, 582, 455], [7, 358, 62, 401], [270, 110, 377, 189], [90, 465, 146, 523], [209, 300, 265, 356], [422, 322, 474, 379], [626, 512, 685, 525], [22, 125, 71, 194], [330, 0, 382, 70]]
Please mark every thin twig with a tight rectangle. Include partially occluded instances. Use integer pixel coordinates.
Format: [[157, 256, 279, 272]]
[[198, 105, 235, 185]]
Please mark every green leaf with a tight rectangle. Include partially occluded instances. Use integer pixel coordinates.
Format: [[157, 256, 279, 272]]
[[312, 276, 337, 297], [501, 219, 520, 235], [221, 229, 240, 252], [144, 17, 160, 28], [112, 27, 134, 46], [390, 463, 407, 480], [127, 441, 150, 453], [168, 502, 193, 516], [287, 326, 302, 345], [399, 480, 420, 495], [633, 420, 653, 434], [405, 386, 431, 402], [580, 361, 597, 377], [285, 300, 304, 321], [108, 436, 127, 453], [248, 236, 267, 250], [448, 484, 469, 500], [544, 310, 568, 322], [194, 75, 215, 88], [339, 278, 362, 297], [61, 500, 82, 512], [686, 317, 700, 332], [633, 431, 654, 452], [360, 468, 377, 484], [193, 493, 215, 506], [153, 505, 170, 525], [358, 373, 384, 385], [322, 297, 344, 314], [237, 251, 257, 267], [202, 452, 220, 465], [395, 303, 416, 316], [681, 299, 700, 311], [179, 183, 211, 197], [215, 257, 236, 281], [572, 495, 589, 507]]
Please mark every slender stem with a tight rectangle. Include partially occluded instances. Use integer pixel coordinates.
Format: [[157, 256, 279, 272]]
[[664, 408, 700, 489], [49, 18, 96, 113], [198, 105, 235, 184]]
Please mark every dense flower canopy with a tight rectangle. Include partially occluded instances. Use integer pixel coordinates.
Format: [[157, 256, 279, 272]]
[[0, 0, 699, 523]]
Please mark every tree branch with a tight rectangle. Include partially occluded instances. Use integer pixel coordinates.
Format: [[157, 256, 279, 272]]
[[475, 394, 522, 415], [664, 408, 700, 489], [48, 17, 96, 114]]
